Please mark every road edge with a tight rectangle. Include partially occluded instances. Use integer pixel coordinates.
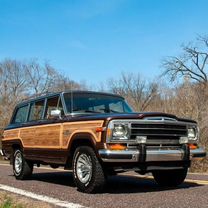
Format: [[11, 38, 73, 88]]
[[0, 184, 86, 208]]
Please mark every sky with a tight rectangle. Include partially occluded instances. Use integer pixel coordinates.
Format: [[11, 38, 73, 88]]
[[0, 0, 208, 86]]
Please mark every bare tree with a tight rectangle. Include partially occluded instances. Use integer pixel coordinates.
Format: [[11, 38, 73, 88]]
[[108, 72, 158, 111], [0, 58, 84, 129], [162, 36, 208, 84], [161, 35, 208, 157], [0, 59, 29, 128], [25, 60, 60, 94], [25, 60, 87, 93]]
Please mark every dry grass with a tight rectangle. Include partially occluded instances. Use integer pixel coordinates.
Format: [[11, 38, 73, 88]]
[[190, 158, 208, 173], [0, 191, 54, 208]]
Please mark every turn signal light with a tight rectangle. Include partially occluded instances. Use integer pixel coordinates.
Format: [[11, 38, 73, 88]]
[[96, 127, 106, 132], [108, 143, 127, 150], [189, 144, 198, 150], [107, 128, 112, 137]]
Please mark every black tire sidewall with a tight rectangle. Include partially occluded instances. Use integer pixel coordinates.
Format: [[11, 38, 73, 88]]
[[13, 149, 33, 179], [13, 149, 24, 177], [152, 168, 188, 187], [72, 146, 102, 192]]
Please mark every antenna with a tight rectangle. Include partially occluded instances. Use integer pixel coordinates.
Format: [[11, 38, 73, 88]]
[[70, 82, 73, 114]]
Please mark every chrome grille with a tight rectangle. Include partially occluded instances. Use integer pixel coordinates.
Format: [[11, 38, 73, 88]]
[[130, 122, 187, 145]]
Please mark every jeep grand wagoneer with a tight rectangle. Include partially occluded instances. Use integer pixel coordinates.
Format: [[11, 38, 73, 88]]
[[1, 91, 206, 193]]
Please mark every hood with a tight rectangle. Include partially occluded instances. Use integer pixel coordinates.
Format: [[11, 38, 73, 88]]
[[64, 112, 196, 123]]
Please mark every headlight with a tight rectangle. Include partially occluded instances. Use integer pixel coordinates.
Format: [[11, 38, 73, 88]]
[[187, 126, 199, 141], [188, 128, 196, 138], [106, 121, 130, 142], [180, 126, 199, 144], [113, 124, 128, 137]]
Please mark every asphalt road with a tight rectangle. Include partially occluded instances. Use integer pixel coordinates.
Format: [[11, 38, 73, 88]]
[[0, 163, 208, 208]]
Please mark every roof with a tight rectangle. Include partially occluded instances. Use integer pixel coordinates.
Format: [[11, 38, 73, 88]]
[[18, 90, 124, 106]]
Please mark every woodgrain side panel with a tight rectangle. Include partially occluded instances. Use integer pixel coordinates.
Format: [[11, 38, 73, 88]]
[[2, 120, 104, 150], [3, 130, 20, 140], [20, 124, 61, 148], [19, 128, 36, 147], [62, 120, 104, 148]]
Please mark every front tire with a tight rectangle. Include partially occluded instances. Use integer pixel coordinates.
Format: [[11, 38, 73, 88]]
[[13, 149, 33, 180], [72, 146, 106, 193], [152, 168, 188, 187]]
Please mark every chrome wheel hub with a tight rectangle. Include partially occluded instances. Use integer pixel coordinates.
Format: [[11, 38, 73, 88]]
[[76, 153, 92, 184], [14, 152, 23, 174]]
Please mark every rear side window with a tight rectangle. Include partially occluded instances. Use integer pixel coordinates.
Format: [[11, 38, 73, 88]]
[[28, 100, 45, 121], [12, 105, 28, 124]]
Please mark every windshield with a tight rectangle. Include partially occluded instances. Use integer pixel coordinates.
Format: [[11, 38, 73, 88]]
[[63, 93, 133, 114]]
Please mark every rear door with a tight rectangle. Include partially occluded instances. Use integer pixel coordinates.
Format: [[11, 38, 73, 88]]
[[20, 96, 65, 163]]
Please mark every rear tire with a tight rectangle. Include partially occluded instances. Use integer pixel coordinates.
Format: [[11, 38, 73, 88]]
[[13, 149, 33, 180], [72, 146, 106, 193], [152, 168, 188, 187]]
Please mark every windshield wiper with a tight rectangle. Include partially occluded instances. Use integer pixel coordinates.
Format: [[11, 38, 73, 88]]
[[84, 110, 100, 113], [98, 108, 120, 113], [72, 109, 100, 113]]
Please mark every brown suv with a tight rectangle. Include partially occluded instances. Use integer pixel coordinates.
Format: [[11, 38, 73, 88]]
[[1, 91, 206, 193]]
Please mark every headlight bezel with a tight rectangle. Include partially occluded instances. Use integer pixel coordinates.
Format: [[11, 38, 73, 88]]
[[106, 121, 130, 142], [112, 123, 129, 138], [187, 125, 199, 142]]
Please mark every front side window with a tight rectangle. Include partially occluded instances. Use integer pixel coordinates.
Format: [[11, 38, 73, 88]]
[[28, 100, 45, 121], [12, 105, 28, 124], [63, 93, 133, 114], [44, 96, 64, 119]]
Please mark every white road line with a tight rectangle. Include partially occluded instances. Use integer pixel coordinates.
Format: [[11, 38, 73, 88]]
[[189, 172, 208, 176], [0, 184, 86, 208], [0, 163, 12, 166]]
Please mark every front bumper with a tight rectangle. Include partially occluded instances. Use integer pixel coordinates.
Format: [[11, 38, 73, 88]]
[[99, 147, 206, 163]]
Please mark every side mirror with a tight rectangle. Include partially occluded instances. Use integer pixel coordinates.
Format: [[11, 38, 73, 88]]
[[49, 109, 61, 119]]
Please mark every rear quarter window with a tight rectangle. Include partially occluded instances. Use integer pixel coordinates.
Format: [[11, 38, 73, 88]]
[[12, 105, 28, 124], [28, 100, 45, 121]]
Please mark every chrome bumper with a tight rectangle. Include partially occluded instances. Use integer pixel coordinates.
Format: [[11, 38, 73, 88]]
[[190, 148, 207, 160], [98, 148, 206, 162]]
